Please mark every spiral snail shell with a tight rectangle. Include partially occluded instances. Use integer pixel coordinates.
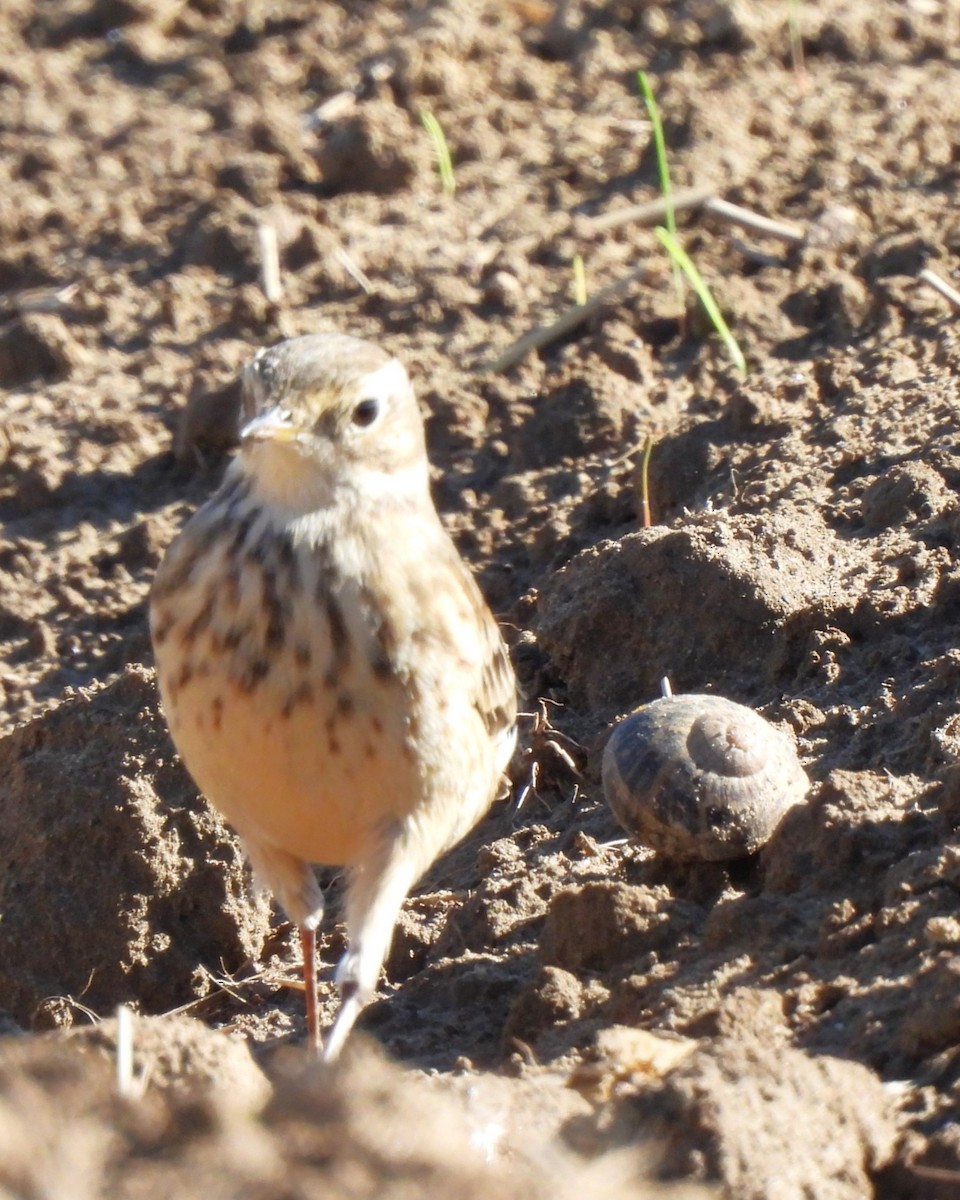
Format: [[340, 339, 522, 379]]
[[601, 693, 808, 861]]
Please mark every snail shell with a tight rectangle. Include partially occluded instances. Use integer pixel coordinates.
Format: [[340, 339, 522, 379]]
[[601, 694, 808, 861]]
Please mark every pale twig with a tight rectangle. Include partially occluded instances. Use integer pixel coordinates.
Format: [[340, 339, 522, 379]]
[[585, 185, 714, 234], [159, 963, 269, 1018], [572, 253, 587, 305], [308, 91, 357, 128], [39, 993, 99, 1024], [483, 263, 650, 373], [114, 1005, 152, 1099], [727, 238, 788, 268], [703, 197, 806, 245], [115, 1004, 135, 1098], [334, 246, 375, 294], [910, 1164, 960, 1183], [1, 282, 79, 316], [257, 223, 283, 304], [919, 267, 960, 312]]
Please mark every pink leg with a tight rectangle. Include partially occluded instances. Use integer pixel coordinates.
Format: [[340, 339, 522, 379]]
[[300, 925, 321, 1057]]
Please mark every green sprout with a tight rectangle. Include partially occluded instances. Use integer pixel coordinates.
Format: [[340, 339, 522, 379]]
[[655, 226, 747, 375], [638, 70, 746, 374], [639, 434, 655, 528], [638, 71, 676, 241], [420, 110, 455, 197], [638, 70, 683, 313]]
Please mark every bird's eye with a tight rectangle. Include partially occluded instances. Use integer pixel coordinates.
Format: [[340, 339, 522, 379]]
[[351, 398, 380, 427]]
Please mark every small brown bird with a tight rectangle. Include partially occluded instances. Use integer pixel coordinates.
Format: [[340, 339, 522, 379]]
[[150, 333, 517, 1059]]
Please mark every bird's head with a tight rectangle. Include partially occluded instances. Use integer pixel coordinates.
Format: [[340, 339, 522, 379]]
[[236, 333, 431, 515]]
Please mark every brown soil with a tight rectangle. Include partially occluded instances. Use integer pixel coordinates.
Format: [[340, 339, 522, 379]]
[[1, 0, 959, 1195]]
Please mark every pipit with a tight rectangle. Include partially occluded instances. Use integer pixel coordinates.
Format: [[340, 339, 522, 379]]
[[150, 333, 517, 1059]]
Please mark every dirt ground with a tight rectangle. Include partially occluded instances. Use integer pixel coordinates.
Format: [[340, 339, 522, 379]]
[[1, 0, 960, 1195]]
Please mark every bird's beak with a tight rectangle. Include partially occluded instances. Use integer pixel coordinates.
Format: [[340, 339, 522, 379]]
[[240, 406, 301, 445]]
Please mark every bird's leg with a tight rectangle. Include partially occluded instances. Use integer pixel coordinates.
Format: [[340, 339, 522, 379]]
[[243, 838, 326, 1054], [300, 925, 321, 1057], [323, 820, 423, 1062]]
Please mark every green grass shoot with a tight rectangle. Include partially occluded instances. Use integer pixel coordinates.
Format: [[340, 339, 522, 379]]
[[638, 70, 684, 314], [639, 434, 654, 528], [572, 253, 587, 306], [637, 71, 675, 241], [655, 226, 747, 375], [420, 110, 455, 197]]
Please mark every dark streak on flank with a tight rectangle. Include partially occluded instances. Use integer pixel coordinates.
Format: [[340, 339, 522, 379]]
[[280, 681, 314, 715], [337, 694, 354, 717], [281, 681, 314, 718], [236, 657, 270, 693], [152, 616, 172, 646], [167, 661, 193, 698], [360, 586, 401, 683], [150, 517, 221, 601], [221, 626, 247, 652], [321, 587, 350, 687], [229, 512, 257, 557], [224, 551, 244, 599], [370, 645, 396, 682], [211, 697, 223, 731], [261, 567, 288, 650], [328, 735, 341, 755], [371, 715, 383, 734], [180, 594, 215, 646], [276, 532, 301, 593], [218, 473, 249, 513], [294, 642, 312, 668]]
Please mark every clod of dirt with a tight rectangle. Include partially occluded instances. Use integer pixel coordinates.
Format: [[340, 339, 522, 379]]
[[181, 206, 259, 277], [71, 1010, 271, 1108], [514, 372, 643, 469], [635, 1031, 895, 1199], [897, 955, 960, 1057], [569, 1024, 698, 1103], [503, 964, 585, 1047], [539, 881, 702, 974], [0, 314, 82, 385], [536, 511, 852, 716], [0, 666, 271, 1026], [175, 374, 244, 465], [0, 1029, 699, 1200], [860, 462, 954, 531], [314, 99, 431, 195], [216, 153, 283, 207]]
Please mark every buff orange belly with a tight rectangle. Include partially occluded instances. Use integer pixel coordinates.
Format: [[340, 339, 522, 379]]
[[159, 666, 420, 867]]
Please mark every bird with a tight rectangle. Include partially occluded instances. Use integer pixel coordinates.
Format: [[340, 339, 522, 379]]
[[150, 332, 517, 1060]]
